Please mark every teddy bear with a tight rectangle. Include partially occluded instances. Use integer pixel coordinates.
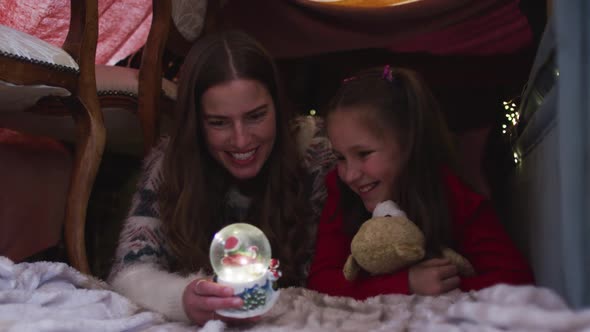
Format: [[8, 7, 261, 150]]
[[343, 201, 476, 281]]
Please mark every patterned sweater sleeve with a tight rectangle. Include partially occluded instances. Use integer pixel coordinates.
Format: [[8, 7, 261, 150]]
[[292, 115, 336, 274], [109, 138, 206, 323], [109, 138, 173, 277], [293, 115, 336, 221]]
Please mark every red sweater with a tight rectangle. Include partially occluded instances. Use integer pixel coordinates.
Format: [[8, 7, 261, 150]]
[[307, 169, 534, 300]]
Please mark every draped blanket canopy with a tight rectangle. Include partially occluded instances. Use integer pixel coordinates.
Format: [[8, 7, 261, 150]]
[[221, 0, 532, 58], [0, 0, 532, 64]]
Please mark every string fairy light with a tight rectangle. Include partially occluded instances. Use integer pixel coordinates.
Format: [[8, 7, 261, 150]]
[[513, 151, 522, 165], [500, 99, 521, 165]]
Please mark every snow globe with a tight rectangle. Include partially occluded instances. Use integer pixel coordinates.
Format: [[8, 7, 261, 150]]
[[209, 223, 281, 318]]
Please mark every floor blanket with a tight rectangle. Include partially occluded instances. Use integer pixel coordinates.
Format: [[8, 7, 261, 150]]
[[1, 257, 589, 332]]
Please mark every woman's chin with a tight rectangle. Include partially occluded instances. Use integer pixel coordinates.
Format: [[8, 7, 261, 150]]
[[230, 170, 258, 180], [227, 163, 264, 181]]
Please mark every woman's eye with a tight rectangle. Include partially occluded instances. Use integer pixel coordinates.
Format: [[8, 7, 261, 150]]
[[247, 111, 266, 122], [207, 119, 228, 127]]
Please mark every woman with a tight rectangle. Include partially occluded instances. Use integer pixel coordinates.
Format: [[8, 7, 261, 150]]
[[109, 30, 334, 326]]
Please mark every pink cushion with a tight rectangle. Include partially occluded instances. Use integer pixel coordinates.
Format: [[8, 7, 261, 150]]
[[96, 64, 177, 100]]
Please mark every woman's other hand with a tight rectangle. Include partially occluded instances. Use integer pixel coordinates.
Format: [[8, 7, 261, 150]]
[[408, 258, 460, 296], [182, 278, 245, 326]]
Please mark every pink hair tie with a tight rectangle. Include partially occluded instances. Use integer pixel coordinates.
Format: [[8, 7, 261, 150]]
[[382, 65, 394, 82]]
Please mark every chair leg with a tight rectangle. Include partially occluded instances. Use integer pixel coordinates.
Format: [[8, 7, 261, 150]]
[[138, 98, 159, 155], [63, 96, 106, 275]]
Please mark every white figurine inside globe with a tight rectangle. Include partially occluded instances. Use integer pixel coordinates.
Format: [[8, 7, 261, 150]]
[[210, 223, 271, 284]]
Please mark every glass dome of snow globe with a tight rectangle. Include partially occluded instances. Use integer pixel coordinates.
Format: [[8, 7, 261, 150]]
[[210, 223, 271, 283], [209, 223, 280, 318]]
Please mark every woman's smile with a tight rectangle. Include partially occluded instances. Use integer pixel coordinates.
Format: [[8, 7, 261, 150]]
[[227, 148, 258, 165]]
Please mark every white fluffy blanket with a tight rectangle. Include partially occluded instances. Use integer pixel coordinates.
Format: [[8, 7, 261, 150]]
[[0, 256, 192, 332], [1, 256, 590, 332]]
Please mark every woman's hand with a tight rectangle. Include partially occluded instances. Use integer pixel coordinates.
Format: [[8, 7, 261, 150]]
[[182, 278, 246, 326], [408, 258, 460, 296]]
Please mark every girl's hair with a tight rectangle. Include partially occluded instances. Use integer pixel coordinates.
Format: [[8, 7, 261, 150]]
[[159, 30, 310, 286], [327, 66, 458, 256]]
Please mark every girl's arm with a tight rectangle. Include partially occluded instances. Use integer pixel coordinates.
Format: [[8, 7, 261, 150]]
[[456, 200, 535, 291], [307, 211, 412, 300], [307, 170, 412, 300], [443, 168, 534, 291]]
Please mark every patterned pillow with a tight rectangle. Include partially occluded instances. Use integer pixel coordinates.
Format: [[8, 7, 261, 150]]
[[171, 0, 207, 42], [0, 24, 78, 72]]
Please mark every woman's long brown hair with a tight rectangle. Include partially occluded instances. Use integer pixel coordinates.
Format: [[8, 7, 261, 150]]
[[159, 31, 310, 286], [327, 67, 459, 256]]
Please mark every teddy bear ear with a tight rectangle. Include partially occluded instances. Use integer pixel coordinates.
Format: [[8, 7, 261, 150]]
[[373, 200, 406, 218], [343, 255, 361, 281]]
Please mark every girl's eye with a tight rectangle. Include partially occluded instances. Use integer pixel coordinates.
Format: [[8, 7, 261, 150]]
[[358, 150, 373, 158]]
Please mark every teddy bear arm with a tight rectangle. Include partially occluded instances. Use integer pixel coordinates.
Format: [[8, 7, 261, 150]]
[[343, 255, 361, 281], [442, 248, 476, 277], [397, 244, 426, 263]]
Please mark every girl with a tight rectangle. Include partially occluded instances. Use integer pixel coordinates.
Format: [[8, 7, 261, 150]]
[[307, 66, 534, 300], [109, 31, 334, 325]]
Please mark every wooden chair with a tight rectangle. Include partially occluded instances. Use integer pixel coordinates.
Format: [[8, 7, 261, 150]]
[[0, 0, 104, 274], [2, 0, 219, 158], [95, 0, 221, 155], [1, 0, 221, 276], [94, 0, 221, 155]]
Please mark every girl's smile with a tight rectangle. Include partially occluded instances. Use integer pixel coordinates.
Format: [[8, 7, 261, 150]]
[[358, 181, 379, 194]]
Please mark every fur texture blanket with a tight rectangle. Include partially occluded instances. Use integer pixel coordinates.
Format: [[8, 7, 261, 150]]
[[1, 257, 589, 332]]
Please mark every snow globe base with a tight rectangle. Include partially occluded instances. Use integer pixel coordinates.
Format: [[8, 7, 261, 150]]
[[215, 273, 280, 319]]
